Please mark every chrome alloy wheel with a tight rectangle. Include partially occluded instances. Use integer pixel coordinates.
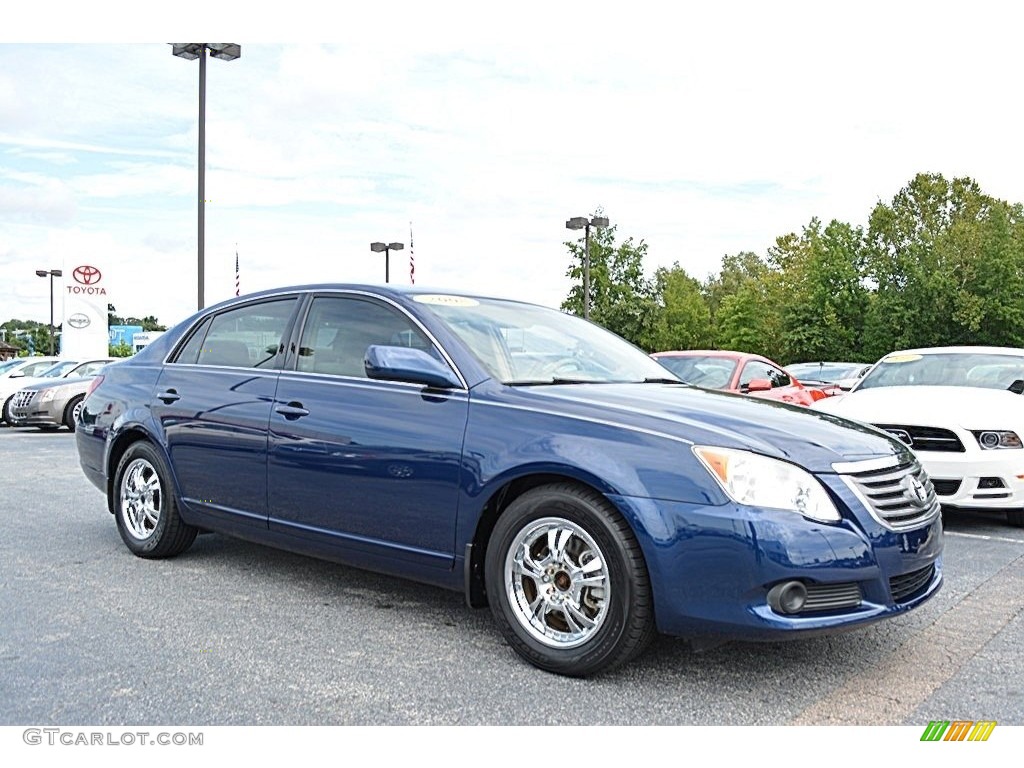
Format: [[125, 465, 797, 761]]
[[119, 457, 163, 541], [72, 399, 84, 424], [504, 516, 609, 648]]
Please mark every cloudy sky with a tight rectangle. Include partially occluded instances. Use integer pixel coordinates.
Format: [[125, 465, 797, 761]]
[[3, 1, 1024, 331]]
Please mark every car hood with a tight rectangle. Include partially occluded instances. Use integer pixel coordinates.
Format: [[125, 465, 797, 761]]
[[28, 375, 96, 393], [505, 383, 907, 473], [813, 385, 1024, 428]]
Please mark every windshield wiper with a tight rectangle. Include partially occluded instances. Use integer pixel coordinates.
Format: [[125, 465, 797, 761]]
[[507, 378, 599, 386], [641, 377, 685, 384]]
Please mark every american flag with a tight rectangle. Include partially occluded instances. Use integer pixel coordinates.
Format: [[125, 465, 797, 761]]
[[234, 247, 240, 296], [409, 222, 415, 285]]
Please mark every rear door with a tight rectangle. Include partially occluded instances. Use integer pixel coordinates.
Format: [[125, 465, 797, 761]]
[[152, 295, 299, 532]]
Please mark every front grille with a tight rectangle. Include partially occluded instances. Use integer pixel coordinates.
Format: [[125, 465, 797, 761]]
[[840, 458, 940, 531], [802, 582, 862, 613], [11, 390, 36, 408], [874, 424, 965, 452], [890, 564, 935, 602], [932, 478, 962, 496]]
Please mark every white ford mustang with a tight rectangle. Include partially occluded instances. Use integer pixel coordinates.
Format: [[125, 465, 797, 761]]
[[813, 346, 1024, 527]]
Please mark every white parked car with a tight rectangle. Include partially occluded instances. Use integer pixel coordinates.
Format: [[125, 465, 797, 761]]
[[0, 356, 61, 425], [813, 346, 1024, 527]]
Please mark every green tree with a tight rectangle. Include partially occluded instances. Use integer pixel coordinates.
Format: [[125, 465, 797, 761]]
[[769, 218, 870, 363], [562, 215, 661, 349], [109, 341, 133, 358], [650, 264, 713, 351], [864, 173, 1024, 357]]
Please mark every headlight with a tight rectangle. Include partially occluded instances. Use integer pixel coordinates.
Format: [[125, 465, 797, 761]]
[[39, 388, 58, 403], [693, 446, 841, 523], [971, 430, 1022, 450]]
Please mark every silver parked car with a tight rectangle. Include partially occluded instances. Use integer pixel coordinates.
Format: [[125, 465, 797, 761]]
[[8, 359, 115, 431]]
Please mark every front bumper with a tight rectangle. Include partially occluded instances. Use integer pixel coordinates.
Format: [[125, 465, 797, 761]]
[[917, 449, 1024, 511], [610, 492, 943, 640], [9, 401, 64, 427]]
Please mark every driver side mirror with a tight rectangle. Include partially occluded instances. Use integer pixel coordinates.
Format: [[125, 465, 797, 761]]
[[746, 378, 772, 392], [364, 345, 462, 389]]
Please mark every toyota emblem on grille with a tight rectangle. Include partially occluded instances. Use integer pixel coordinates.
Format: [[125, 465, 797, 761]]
[[904, 476, 928, 507], [886, 428, 913, 446], [73, 265, 102, 285]]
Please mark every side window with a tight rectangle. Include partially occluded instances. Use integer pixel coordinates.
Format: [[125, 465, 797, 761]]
[[172, 318, 212, 365], [739, 361, 772, 389], [173, 298, 297, 369], [296, 296, 437, 377], [767, 365, 791, 388]]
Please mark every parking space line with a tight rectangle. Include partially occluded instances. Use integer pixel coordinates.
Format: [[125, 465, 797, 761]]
[[946, 530, 1024, 546], [790, 552, 1024, 725]]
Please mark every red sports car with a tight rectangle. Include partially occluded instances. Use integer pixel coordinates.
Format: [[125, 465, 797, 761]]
[[652, 350, 826, 406]]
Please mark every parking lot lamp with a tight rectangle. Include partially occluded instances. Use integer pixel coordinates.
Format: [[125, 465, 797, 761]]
[[565, 215, 610, 320], [35, 268, 63, 356], [171, 43, 241, 311], [370, 242, 404, 283]]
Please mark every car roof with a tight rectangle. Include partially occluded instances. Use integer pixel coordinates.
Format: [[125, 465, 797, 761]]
[[883, 346, 1024, 357], [207, 283, 534, 311], [653, 350, 753, 360]]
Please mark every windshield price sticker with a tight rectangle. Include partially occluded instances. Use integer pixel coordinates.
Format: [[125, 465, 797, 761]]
[[413, 295, 480, 307]]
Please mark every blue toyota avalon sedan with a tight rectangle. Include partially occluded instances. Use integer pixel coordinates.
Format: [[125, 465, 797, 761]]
[[76, 285, 943, 676]]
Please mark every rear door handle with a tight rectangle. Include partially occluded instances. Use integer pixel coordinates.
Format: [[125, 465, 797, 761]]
[[275, 402, 310, 420], [156, 389, 180, 404]]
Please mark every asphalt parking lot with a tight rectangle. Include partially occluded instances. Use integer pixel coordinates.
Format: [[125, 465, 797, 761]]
[[1, 426, 1023, 726]]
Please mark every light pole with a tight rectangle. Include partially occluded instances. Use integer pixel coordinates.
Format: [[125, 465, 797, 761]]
[[172, 43, 241, 311], [565, 215, 610, 320], [370, 242, 404, 283], [35, 268, 63, 356]]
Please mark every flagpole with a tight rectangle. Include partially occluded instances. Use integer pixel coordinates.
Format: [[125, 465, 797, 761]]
[[409, 222, 415, 285], [235, 245, 240, 297]]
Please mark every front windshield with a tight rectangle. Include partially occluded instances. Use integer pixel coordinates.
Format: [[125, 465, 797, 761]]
[[787, 362, 863, 383], [413, 294, 682, 385], [39, 361, 80, 378], [655, 356, 736, 389], [857, 352, 1024, 391]]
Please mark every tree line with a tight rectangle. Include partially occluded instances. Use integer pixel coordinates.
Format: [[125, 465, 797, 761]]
[[563, 173, 1024, 364], [1, 306, 166, 357]]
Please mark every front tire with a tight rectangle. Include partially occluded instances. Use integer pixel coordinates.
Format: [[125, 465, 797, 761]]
[[63, 395, 84, 432], [1, 395, 13, 426], [113, 441, 197, 558], [484, 484, 655, 677], [1008, 509, 1024, 528]]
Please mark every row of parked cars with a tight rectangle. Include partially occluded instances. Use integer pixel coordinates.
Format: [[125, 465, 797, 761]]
[[650, 347, 1024, 528], [0, 355, 114, 431]]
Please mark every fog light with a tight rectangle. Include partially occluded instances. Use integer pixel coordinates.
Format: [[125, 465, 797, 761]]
[[767, 581, 808, 615]]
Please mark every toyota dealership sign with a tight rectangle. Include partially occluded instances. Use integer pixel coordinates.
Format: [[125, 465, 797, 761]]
[[61, 262, 109, 358]]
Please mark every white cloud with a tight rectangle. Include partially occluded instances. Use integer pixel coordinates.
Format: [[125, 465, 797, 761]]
[[3, 2, 1024, 331]]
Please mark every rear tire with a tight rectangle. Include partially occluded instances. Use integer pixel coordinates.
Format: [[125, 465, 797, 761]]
[[484, 483, 655, 677], [1008, 509, 1024, 528], [113, 441, 197, 558]]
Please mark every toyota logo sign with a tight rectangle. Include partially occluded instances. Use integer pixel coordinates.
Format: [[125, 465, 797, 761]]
[[73, 265, 102, 285]]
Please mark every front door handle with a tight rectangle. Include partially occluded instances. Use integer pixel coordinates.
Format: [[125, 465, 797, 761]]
[[275, 402, 310, 420]]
